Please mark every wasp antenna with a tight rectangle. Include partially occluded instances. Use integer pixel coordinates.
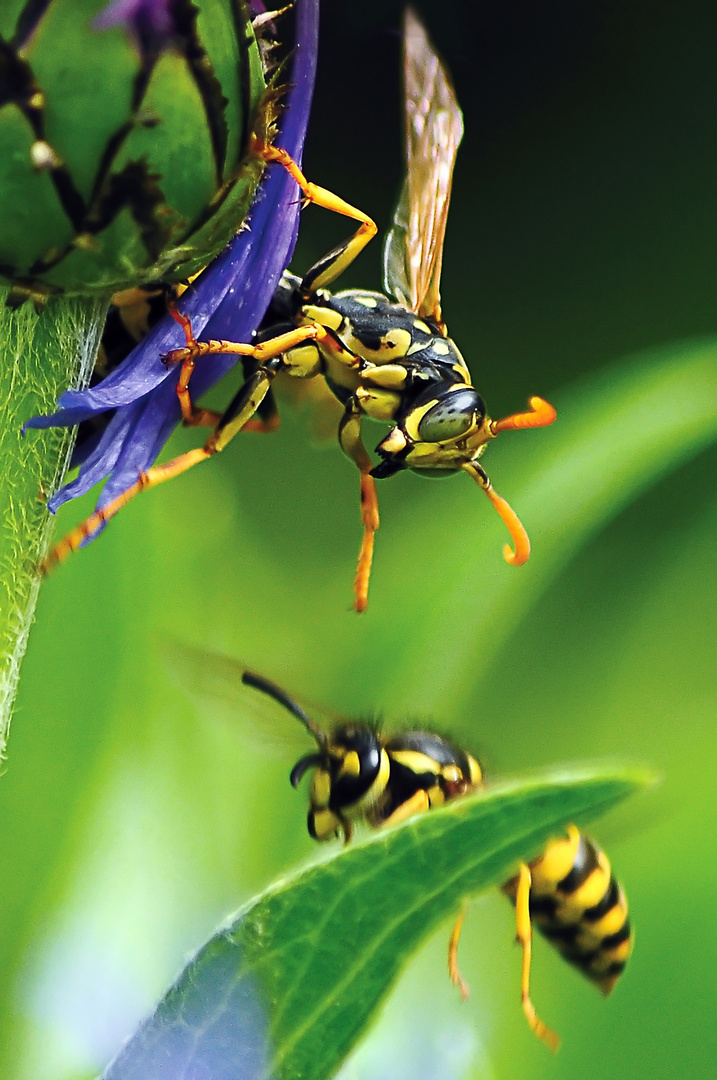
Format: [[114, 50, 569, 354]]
[[491, 396, 557, 434], [462, 464, 531, 567], [241, 671, 325, 743]]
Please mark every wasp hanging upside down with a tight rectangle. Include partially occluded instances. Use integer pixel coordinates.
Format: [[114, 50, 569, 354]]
[[44, 11, 556, 611], [193, 653, 632, 1051]]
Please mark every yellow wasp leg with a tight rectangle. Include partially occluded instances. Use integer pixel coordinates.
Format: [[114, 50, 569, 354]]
[[355, 475, 379, 615], [448, 904, 471, 1000], [338, 397, 380, 613], [515, 862, 561, 1051], [181, 405, 278, 434], [41, 321, 332, 574], [462, 462, 531, 567], [491, 396, 557, 434], [250, 135, 377, 292], [166, 304, 280, 432], [381, 788, 431, 828]]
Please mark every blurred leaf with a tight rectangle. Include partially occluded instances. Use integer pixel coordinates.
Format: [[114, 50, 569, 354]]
[[101, 764, 648, 1080], [378, 337, 717, 712]]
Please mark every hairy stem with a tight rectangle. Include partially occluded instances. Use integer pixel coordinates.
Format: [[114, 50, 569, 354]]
[[0, 291, 107, 754]]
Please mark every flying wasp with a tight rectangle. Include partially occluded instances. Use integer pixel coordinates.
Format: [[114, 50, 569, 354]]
[[44, 11, 556, 611], [178, 649, 633, 1051]]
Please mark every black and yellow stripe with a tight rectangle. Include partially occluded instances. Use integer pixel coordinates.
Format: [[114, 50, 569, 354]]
[[503, 825, 632, 995]]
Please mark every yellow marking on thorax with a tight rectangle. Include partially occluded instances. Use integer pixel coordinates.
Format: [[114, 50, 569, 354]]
[[362, 364, 408, 389], [388, 749, 444, 777], [343, 325, 413, 362], [301, 304, 343, 331]]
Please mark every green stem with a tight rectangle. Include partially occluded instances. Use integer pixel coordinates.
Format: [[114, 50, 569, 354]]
[[0, 291, 107, 754]]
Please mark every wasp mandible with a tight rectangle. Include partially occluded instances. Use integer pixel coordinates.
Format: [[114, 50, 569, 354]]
[[45, 11, 556, 611]]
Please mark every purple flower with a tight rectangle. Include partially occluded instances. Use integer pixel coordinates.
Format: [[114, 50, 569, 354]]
[[26, 0, 318, 519], [93, 0, 175, 46]]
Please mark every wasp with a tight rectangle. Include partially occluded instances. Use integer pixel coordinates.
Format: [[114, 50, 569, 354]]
[[183, 650, 632, 1051], [44, 11, 556, 610]]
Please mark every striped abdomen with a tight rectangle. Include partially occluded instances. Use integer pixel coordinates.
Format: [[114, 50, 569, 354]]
[[503, 825, 633, 994]]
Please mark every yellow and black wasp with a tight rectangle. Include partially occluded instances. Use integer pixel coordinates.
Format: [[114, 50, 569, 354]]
[[179, 650, 633, 1051], [45, 11, 556, 610]]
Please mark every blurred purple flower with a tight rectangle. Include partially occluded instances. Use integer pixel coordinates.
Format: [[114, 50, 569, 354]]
[[94, 0, 270, 50], [93, 0, 175, 43], [25, 0, 318, 518]]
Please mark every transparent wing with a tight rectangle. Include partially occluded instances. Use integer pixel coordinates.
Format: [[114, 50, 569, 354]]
[[163, 642, 342, 751], [382, 8, 464, 326]]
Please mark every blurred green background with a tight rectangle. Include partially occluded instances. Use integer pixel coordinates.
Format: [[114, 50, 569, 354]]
[[2, 2, 716, 1077]]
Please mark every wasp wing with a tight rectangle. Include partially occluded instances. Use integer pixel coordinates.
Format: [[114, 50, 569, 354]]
[[382, 8, 464, 327], [163, 642, 340, 751]]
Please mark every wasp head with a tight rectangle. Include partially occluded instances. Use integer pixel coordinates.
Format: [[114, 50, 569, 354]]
[[290, 723, 390, 842], [372, 382, 492, 478]]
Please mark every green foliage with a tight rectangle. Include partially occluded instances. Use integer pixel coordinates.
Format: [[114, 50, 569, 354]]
[[103, 767, 647, 1080]]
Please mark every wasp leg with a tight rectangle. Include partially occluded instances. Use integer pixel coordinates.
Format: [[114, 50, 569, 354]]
[[448, 904, 471, 1000], [41, 323, 331, 573], [338, 397, 380, 613], [164, 303, 212, 426], [240, 388, 281, 433], [515, 862, 560, 1051], [250, 135, 377, 296], [164, 304, 281, 433], [462, 462, 531, 567], [491, 396, 557, 434], [381, 788, 431, 828]]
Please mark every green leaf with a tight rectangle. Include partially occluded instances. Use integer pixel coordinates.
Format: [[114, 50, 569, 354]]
[[0, 290, 106, 752], [101, 764, 649, 1080]]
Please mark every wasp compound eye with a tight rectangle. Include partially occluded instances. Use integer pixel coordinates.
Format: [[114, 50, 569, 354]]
[[416, 387, 486, 443]]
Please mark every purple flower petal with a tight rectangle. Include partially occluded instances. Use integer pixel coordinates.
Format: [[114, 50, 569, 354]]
[[94, 0, 175, 44], [28, 0, 319, 518]]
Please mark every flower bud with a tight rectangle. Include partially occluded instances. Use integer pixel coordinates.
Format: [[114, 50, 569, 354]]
[[0, 0, 267, 298]]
